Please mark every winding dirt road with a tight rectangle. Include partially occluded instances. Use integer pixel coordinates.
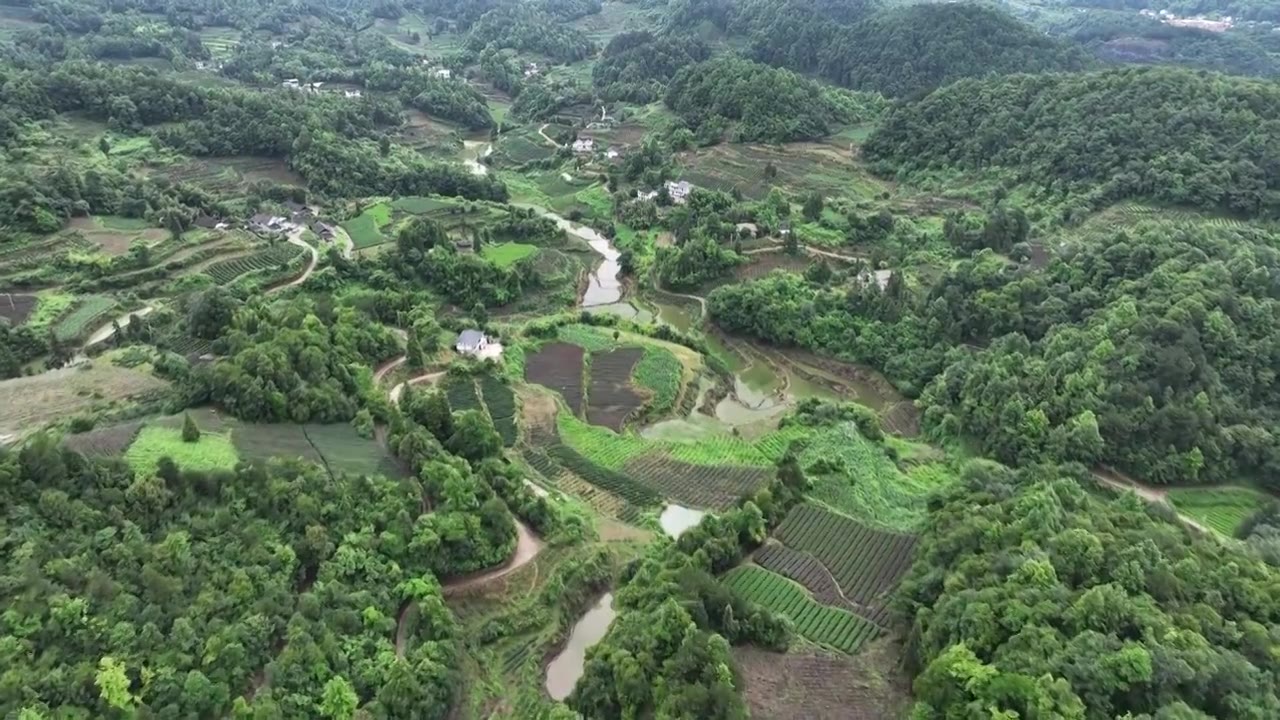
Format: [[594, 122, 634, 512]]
[[537, 123, 561, 149], [375, 346, 546, 656], [266, 229, 318, 294], [84, 305, 157, 347], [1091, 467, 1213, 535]]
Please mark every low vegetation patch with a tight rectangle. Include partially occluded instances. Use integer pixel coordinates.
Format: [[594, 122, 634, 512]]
[[125, 426, 239, 474], [632, 346, 682, 416], [482, 241, 537, 268]]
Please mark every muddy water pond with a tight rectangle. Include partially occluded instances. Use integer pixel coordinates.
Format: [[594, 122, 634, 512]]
[[659, 504, 706, 538], [531, 211, 622, 307], [545, 593, 617, 701]]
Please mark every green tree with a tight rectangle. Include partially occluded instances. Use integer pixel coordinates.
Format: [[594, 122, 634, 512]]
[[95, 657, 135, 711], [446, 409, 501, 462], [98, 137, 110, 156], [802, 192, 824, 221], [319, 676, 358, 720], [181, 413, 200, 443]]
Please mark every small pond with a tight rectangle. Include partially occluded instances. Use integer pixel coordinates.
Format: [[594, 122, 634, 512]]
[[545, 593, 617, 701]]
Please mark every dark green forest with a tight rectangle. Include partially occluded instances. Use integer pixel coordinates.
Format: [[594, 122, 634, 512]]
[[902, 463, 1280, 718], [864, 67, 1280, 217]]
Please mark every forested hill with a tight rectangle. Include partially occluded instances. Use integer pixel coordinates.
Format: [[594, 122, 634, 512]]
[[666, 0, 1091, 97], [814, 4, 1094, 97], [902, 464, 1280, 717], [864, 66, 1280, 217]]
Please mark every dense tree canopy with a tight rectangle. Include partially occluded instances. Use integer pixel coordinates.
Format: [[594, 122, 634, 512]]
[[592, 30, 710, 103], [710, 218, 1280, 486], [666, 0, 1089, 97], [902, 462, 1280, 718], [664, 56, 882, 143], [865, 67, 1280, 217], [0, 437, 461, 718]]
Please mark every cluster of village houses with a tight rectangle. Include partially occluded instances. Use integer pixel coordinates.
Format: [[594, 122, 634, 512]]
[[192, 202, 337, 242]]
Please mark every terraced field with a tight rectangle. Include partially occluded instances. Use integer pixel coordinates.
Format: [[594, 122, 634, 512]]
[[723, 566, 880, 655], [525, 342, 586, 414], [53, 296, 118, 342], [444, 375, 483, 412], [622, 452, 772, 511], [479, 374, 518, 446], [0, 293, 37, 325], [774, 503, 917, 622], [203, 243, 304, 284], [585, 347, 645, 431]]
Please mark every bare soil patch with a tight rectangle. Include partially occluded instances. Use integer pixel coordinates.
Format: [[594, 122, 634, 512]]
[[735, 641, 911, 720], [0, 293, 37, 325], [586, 347, 645, 431], [525, 342, 586, 415], [63, 420, 145, 457]]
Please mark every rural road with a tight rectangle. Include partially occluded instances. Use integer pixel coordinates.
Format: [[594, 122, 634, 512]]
[[266, 229, 317, 294], [1091, 468, 1213, 535], [85, 304, 156, 347], [537, 123, 560, 149], [744, 243, 867, 263]]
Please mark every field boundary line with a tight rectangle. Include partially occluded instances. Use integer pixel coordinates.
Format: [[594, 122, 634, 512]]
[[759, 540, 888, 631]]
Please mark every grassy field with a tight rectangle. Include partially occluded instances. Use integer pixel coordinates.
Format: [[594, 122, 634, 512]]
[[0, 360, 169, 439], [483, 242, 537, 268], [125, 426, 239, 474], [799, 422, 954, 532], [23, 292, 75, 330], [341, 202, 394, 248], [1168, 487, 1269, 536]]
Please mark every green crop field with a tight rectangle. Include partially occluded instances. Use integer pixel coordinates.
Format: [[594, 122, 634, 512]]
[[53, 295, 117, 341], [444, 375, 483, 413], [479, 374, 518, 447], [342, 203, 393, 248], [722, 566, 880, 655], [772, 503, 917, 621], [800, 422, 954, 532], [558, 324, 617, 352], [632, 346, 682, 415], [483, 242, 537, 268], [1168, 487, 1269, 536], [203, 243, 304, 285], [125, 426, 239, 474]]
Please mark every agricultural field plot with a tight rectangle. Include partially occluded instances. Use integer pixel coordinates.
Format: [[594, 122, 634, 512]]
[[67, 216, 169, 256], [158, 156, 304, 195], [799, 422, 953, 532], [0, 235, 94, 277], [1167, 487, 1269, 536], [341, 202, 394, 249], [557, 324, 616, 352], [124, 426, 240, 474], [524, 342, 586, 414], [522, 447, 645, 525], [197, 26, 241, 59], [495, 126, 559, 165], [753, 543, 851, 613], [53, 295, 118, 342], [397, 110, 460, 152], [479, 374, 518, 446], [677, 143, 891, 201], [0, 293, 37, 325], [202, 242, 304, 284], [444, 375, 483, 413], [735, 252, 821, 282], [546, 442, 661, 508], [0, 362, 169, 439], [559, 411, 804, 470], [622, 452, 772, 511], [482, 242, 537, 268], [586, 347, 646, 431], [774, 503, 917, 621], [63, 420, 145, 457], [631, 346, 682, 416], [723, 566, 880, 655], [735, 644, 911, 720]]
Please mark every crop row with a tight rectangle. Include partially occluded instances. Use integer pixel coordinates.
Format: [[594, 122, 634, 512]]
[[525, 342, 585, 414], [723, 566, 879, 655], [54, 295, 117, 342], [478, 374, 517, 447], [623, 452, 771, 511], [520, 447, 645, 524], [203, 243, 302, 284], [632, 346, 682, 415], [546, 443, 660, 507], [775, 503, 917, 607], [444, 376, 482, 413], [753, 543, 891, 626]]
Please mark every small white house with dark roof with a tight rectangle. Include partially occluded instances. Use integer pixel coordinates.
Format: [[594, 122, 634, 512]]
[[455, 329, 490, 356]]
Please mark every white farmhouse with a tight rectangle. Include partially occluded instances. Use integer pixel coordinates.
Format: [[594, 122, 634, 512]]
[[455, 329, 490, 356], [572, 138, 595, 154], [665, 180, 693, 204]]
